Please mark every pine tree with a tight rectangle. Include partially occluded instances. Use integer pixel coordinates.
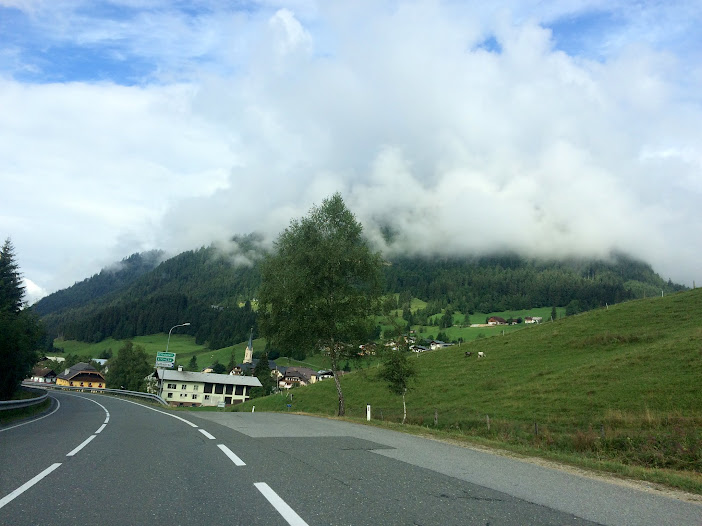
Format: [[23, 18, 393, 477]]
[[0, 238, 25, 314], [0, 238, 42, 399]]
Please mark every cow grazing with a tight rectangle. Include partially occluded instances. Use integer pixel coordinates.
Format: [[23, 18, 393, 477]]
[[464, 351, 472, 357], [477, 351, 485, 358]]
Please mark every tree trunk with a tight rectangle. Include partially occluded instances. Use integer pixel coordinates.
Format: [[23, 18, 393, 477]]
[[402, 389, 407, 424], [330, 343, 345, 416]]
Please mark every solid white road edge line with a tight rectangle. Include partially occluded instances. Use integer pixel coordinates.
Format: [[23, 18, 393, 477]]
[[254, 482, 309, 526], [217, 444, 246, 466], [199, 429, 216, 440], [115, 397, 199, 427], [0, 397, 61, 433], [0, 463, 62, 510], [95, 424, 107, 434], [66, 435, 96, 456]]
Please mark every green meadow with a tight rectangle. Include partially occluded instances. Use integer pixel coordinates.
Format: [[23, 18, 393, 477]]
[[235, 289, 702, 493]]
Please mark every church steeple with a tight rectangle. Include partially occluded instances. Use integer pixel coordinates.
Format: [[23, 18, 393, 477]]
[[243, 327, 253, 364]]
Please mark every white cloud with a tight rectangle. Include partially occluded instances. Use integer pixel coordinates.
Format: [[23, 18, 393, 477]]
[[1, 1, 701, 295]]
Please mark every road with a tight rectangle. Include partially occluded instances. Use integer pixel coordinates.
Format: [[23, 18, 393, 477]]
[[1, 391, 699, 525]]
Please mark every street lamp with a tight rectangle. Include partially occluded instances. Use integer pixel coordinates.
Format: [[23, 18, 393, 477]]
[[166, 322, 191, 353]]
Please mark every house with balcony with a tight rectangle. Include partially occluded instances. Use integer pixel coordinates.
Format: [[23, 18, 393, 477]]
[[56, 362, 105, 389]]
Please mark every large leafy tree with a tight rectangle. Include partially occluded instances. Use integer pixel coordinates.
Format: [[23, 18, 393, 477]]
[[0, 238, 42, 399], [258, 193, 383, 416], [105, 341, 152, 391]]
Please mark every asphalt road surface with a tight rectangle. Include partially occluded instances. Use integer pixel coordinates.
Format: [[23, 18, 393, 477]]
[[1, 391, 700, 525]]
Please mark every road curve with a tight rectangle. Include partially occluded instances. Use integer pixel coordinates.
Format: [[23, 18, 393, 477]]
[[1, 392, 699, 525]]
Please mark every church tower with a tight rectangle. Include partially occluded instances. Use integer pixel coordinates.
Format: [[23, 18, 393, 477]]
[[243, 328, 253, 364]]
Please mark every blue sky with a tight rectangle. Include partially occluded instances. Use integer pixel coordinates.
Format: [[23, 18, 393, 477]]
[[1, 1, 700, 301]]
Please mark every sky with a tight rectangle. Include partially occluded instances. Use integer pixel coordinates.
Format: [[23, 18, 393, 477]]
[[1, 0, 701, 304]]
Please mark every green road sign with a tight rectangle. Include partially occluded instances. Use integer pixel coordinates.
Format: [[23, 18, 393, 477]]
[[156, 352, 176, 361]]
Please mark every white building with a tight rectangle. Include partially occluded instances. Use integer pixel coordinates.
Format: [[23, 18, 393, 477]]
[[155, 367, 261, 407]]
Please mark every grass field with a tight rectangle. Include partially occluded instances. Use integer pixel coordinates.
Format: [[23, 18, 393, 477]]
[[233, 289, 702, 493]]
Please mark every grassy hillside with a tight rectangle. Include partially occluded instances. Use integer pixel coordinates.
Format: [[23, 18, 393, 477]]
[[235, 289, 702, 492]]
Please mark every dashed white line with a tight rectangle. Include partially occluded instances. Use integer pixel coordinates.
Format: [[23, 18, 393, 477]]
[[199, 429, 216, 440], [0, 463, 62, 510], [254, 482, 309, 526], [66, 435, 96, 456], [217, 444, 246, 466]]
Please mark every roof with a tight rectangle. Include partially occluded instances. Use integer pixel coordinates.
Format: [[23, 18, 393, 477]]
[[58, 362, 104, 381], [283, 367, 317, 382], [158, 369, 262, 387], [236, 358, 278, 372], [32, 367, 56, 377]]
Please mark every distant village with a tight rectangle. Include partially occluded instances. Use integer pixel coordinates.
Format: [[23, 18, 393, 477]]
[[28, 314, 545, 408]]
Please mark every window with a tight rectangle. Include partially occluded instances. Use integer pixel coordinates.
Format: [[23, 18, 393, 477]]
[[192, 394, 198, 400], [167, 393, 173, 398], [80, 382, 84, 387], [204, 383, 213, 393], [181, 384, 187, 390], [193, 385, 199, 391], [215, 384, 224, 394], [235, 385, 244, 396], [225, 385, 233, 395], [180, 393, 187, 398], [204, 395, 210, 401], [88, 383, 93, 387], [167, 383, 176, 389]]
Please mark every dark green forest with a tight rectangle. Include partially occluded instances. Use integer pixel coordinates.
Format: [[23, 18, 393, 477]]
[[33, 237, 686, 351]]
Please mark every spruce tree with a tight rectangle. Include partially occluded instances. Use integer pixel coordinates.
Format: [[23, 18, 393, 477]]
[[0, 238, 42, 399]]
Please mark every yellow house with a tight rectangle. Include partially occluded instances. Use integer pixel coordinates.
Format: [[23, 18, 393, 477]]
[[56, 362, 106, 389], [156, 367, 261, 407]]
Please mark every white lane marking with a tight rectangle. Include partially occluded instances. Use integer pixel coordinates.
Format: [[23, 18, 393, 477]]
[[254, 482, 309, 526], [0, 397, 61, 433], [66, 435, 96, 456], [0, 463, 62, 510], [199, 429, 216, 440], [61, 393, 111, 439], [217, 444, 246, 466], [114, 398, 198, 427]]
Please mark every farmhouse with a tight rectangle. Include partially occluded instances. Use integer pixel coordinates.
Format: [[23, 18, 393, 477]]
[[30, 367, 57, 384], [524, 316, 543, 324], [56, 362, 105, 389], [156, 367, 261, 407], [487, 316, 507, 325]]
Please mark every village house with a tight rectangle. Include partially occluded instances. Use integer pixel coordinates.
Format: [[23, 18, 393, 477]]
[[156, 367, 261, 407], [278, 367, 318, 389], [524, 316, 543, 324], [487, 316, 507, 325], [56, 362, 105, 389], [29, 366, 57, 384]]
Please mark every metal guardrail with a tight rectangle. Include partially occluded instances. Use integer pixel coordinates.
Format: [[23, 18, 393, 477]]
[[0, 386, 49, 411], [14, 382, 168, 406]]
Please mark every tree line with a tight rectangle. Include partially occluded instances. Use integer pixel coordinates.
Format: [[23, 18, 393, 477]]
[[53, 294, 257, 350]]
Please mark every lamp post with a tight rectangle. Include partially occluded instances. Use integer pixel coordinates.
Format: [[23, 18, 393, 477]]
[[166, 322, 191, 354]]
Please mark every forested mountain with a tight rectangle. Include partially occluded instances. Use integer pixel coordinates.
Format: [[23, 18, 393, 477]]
[[384, 252, 684, 314], [34, 237, 686, 351], [33, 250, 164, 317]]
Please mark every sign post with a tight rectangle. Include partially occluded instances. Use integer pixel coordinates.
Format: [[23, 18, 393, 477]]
[[156, 351, 176, 368]]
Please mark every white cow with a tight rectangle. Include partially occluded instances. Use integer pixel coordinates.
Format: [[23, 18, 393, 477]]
[[477, 351, 485, 358]]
